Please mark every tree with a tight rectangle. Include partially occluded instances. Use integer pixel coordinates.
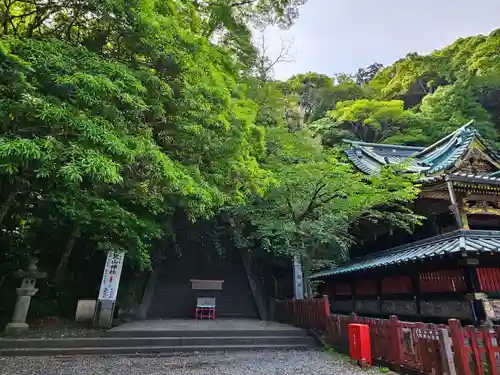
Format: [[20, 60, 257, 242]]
[[359, 30, 500, 147], [253, 32, 294, 83], [368, 53, 450, 107], [285, 73, 333, 123], [284, 72, 366, 124], [313, 99, 432, 146], [243, 32, 300, 131], [355, 63, 384, 85], [419, 84, 498, 145], [0, 37, 224, 273], [230, 127, 421, 294]]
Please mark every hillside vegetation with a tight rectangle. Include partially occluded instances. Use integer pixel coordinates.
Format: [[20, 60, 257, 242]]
[[300, 29, 500, 147]]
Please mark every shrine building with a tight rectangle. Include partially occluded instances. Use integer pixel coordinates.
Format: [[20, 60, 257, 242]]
[[312, 122, 500, 324]]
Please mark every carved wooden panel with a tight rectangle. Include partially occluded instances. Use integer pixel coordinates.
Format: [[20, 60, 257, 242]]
[[467, 194, 500, 202], [419, 191, 451, 200], [483, 299, 500, 320], [463, 199, 500, 216], [419, 300, 472, 319], [456, 148, 498, 175], [381, 300, 417, 315]]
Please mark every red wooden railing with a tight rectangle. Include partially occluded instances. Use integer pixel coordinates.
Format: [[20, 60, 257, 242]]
[[275, 297, 500, 375], [420, 269, 467, 292], [477, 268, 500, 292], [274, 297, 331, 331], [381, 276, 412, 294]]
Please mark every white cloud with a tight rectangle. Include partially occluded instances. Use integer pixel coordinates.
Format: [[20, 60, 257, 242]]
[[260, 0, 500, 80]]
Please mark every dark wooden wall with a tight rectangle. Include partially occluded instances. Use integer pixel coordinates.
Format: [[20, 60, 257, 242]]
[[318, 256, 500, 324]]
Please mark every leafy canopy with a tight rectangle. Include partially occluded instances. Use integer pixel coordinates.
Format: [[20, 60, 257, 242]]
[[231, 127, 421, 266]]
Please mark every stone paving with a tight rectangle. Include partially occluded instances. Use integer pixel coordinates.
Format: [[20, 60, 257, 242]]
[[110, 319, 301, 332], [0, 350, 391, 375]]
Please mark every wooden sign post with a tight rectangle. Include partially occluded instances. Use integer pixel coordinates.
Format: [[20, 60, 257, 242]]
[[438, 328, 457, 375]]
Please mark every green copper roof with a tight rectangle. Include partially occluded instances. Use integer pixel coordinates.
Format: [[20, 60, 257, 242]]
[[310, 230, 500, 279], [344, 121, 500, 178]]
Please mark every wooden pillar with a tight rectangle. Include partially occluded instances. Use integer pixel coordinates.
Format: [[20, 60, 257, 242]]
[[459, 197, 470, 230], [461, 259, 485, 324], [446, 179, 463, 229], [463, 262, 481, 293], [411, 265, 422, 316], [446, 179, 471, 230], [376, 276, 382, 315], [350, 279, 356, 313]]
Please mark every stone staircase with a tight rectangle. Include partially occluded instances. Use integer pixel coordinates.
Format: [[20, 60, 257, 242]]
[[0, 324, 316, 356], [147, 246, 259, 320]]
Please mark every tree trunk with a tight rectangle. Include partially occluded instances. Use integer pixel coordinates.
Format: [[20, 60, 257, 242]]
[[302, 256, 313, 298], [0, 187, 19, 228], [54, 227, 80, 285]]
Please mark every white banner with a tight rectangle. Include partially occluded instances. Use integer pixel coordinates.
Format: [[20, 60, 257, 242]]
[[293, 254, 304, 300], [98, 251, 125, 301]]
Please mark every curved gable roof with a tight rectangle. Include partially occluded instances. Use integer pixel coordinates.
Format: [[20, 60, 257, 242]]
[[344, 121, 500, 177]]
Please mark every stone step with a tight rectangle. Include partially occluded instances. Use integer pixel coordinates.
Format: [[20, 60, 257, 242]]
[[0, 335, 315, 349], [0, 343, 314, 357], [104, 329, 308, 338]]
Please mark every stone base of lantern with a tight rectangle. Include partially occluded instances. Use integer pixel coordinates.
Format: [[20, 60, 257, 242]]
[[4, 322, 29, 335]]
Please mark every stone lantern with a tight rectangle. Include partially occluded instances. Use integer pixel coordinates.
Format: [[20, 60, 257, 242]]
[[4, 258, 46, 335]]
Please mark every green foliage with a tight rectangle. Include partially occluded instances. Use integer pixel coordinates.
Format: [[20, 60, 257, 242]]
[[0, 37, 231, 268], [419, 84, 498, 143], [0, 0, 276, 284], [304, 29, 500, 149], [355, 63, 384, 85], [285, 72, 365, 124], [0, 0, 446, 320], [314, 99, 432, 146], [231, 127, 421, 268]]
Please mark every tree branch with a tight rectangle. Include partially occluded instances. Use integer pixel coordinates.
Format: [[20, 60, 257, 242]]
[[284, 188, 295, 219], [296, 182, 326, 224], [256, 32, 294, 82]]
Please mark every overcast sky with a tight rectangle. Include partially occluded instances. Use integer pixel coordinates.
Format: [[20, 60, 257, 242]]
[[261, 0, 500, 80]]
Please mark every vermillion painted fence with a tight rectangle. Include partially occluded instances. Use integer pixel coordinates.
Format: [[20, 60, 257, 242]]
[[274, 296, 500, 375]]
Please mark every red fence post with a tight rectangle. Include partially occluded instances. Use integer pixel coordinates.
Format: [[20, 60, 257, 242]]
[[389, 315, 404, 368], [482, 328, 498, 375], [322, 295, 330, 330], [467, 325, 483, 375], [323, 295, 331, 316], [448, 319, 469, 375], [415, 322, 429, 373]]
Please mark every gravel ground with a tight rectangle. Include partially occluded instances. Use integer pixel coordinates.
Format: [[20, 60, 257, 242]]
[[0, 350, 391, 375], [1, 319, 104, 339]]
